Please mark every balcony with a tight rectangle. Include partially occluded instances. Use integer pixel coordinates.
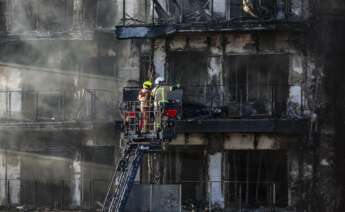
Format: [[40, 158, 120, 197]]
[[0, 0, 117, 39], [116, 0, 306, 39], [120, 83, 307, 135], [179, 84, 306, 135], [0, 89, 116, 130]]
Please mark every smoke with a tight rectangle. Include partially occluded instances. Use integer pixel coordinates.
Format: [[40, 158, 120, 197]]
[[0, 0, 125, 122], [0, 1, 126, 208]]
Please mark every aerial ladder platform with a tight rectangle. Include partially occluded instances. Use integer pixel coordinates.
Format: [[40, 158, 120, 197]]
[[102, 86, 182, 212]]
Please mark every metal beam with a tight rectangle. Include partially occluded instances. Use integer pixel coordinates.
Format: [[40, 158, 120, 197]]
[[115, 21, 306, 39], [175, 119, 308, 135]]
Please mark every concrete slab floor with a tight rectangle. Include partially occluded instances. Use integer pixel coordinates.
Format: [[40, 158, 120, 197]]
[[0, 210, 94, 212]]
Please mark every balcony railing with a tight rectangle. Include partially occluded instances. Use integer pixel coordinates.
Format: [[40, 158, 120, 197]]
[[0, 89, 116, 122], [121, 83, 302, 120], [0, 179, 288, 211], [121, 0, 305, 26], [0, 0, 117, 34], [0, 178, 110, 209], [181, 83, 302, 119]]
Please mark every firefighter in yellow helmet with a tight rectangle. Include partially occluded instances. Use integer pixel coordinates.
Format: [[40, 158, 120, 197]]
[[138, 80, 153, 133], [151, 77, 170, 132]]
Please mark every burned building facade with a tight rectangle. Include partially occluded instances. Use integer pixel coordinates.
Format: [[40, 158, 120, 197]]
[[0, 0, 344, 211]]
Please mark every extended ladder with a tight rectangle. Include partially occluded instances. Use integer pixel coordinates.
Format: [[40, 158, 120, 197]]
[[102, 144, 144, 212]]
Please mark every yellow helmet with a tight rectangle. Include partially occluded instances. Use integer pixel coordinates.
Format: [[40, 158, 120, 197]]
[[143, 80, 153, 89]]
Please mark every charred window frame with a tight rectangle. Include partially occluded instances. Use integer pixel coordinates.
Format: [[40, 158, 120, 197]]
[[140, 54, 152, 84], [223, 150, 288, 208], [36, 0, 73, 32], [224, 54, 289, 118], [167, 51, 209, 91], [161, 147, 208, 205], [132, 0, 300, 25], [96, 0, 116, 28], [82, 0, 98, 30], [167, 51, 209, 106], [82, 56, 115, 77], [9, 0, 73, 32], [10, 0, 37, 32], [0, 0, 9, 31]]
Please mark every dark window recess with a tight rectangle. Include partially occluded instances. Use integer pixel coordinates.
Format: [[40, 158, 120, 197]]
[[83, 147, 115, 166], [21, 180, 71, 208], [83, 0, 98, 29], [151, 0, 292, 25], [230, 0, 278, 20], [0, 0, 8, 31], [36, 0, 73, 32], [162, 148, 208, 206], [11, 0, 73, 32], [140, 55, 152, 83], [36, 93, 62, 121], [182, 0, 211, 22], [83, 56, 115, 77], [20, 152, 72, 208], [11, 0, 37, 32], [167, 53, 289, 119], [224, 54, 289, 118], [96, 0, 116, 28], [167, 51, 210, 118], [224, 150, 288, 208], [0, 41, 41, 65]]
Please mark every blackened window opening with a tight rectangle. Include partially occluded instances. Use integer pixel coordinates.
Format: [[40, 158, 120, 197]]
[[162, 147, 208, 206], [167, 51, 210, 119], [224, 54, 289, 118], [0, 0, 8, 31], [224, 150, 288, 208]]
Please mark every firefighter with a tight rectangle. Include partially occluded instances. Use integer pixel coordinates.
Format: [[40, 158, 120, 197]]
[[138, 80, 153, 133], [151, 77, 169, 132]]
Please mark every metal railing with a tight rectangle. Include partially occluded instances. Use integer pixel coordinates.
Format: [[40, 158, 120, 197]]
[[121, 0, 304, 26], [178, 180, 279, 211], [181, 83, 302, 119], [121, 84, 302, 120], [0, 179, 288, 211], [0, 89, 116, 122], [0, 0, 118, 34], [0, 178, 109, 209], [121, 100, 156, 136]]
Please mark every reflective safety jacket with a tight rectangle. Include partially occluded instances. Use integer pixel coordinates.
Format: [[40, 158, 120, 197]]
[[151, 85, 171, 107]]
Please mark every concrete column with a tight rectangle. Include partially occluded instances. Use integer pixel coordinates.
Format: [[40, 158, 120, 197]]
[[71, 151, 82, 208], [153, 40, 166, 80], [287, 149, 300, 207], [72, 0, 83, 31], [276, 0, 286, 20], [0, 151, 20, 206], [0, 151, 7, 206], [288, 55, 304, 118], [207, 56, 223, 107], [208, 152, 224, 208]]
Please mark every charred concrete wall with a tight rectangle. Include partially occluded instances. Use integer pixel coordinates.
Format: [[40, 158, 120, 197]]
[[308, 1, 345, 211], [137, 32, 305, 119], [132, 29, 309, 210]]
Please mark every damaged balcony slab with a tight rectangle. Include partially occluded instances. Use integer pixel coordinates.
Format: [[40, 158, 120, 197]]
[[0, 30, 99, 41], [0, 121, 114, 131], [116, 25, 176, 39], [175, 119, 308, 135], [115, 21, 306, 39]]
